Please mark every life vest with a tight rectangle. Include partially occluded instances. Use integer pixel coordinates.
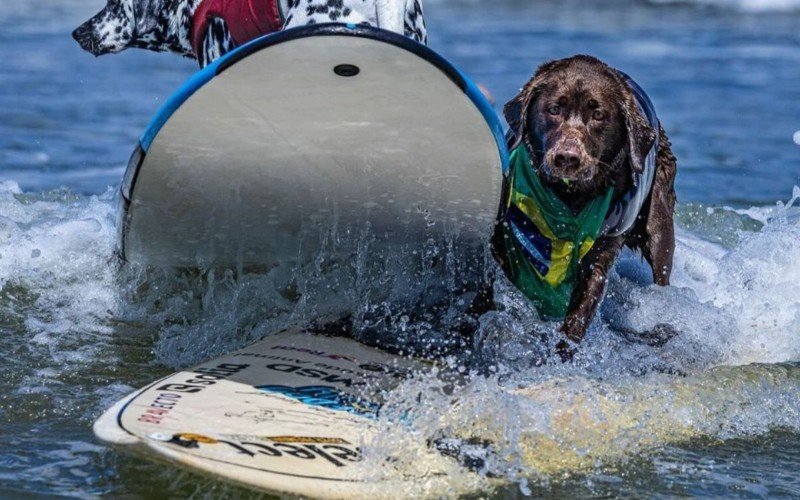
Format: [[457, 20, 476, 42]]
[[496, 73, 659, 318], [496, 146, 615, 318], [601, 72, 659, 237], [191, 0, 283, 58]]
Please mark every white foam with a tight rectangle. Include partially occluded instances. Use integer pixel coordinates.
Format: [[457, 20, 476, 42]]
[[0, 181, 119, 377], [356, 187, 800, 493], [4, 179, 800, 493], [362, 361, 800, 495], [665, 190, 800, 365]]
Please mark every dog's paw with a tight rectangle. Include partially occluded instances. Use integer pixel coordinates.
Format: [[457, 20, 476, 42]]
[[555, 339, 576, 363]]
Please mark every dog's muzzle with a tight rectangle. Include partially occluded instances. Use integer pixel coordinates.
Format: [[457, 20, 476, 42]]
[[72, 23, 99, 55]]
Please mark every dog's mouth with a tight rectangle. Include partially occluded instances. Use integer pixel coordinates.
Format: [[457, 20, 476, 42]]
[[542, 155, 599, 185], [547, 165, 594, 181], [545, 168, 597, 188]]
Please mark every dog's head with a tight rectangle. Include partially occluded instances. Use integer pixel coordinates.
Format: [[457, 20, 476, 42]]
[[72, 0, 163, 56], [505, 55, 655, 193]]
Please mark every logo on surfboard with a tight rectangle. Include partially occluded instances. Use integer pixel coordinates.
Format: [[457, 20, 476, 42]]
[[256, 385, 380, 418]]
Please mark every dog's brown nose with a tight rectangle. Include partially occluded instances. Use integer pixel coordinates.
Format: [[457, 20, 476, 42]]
[[554, 150, 581, 170]]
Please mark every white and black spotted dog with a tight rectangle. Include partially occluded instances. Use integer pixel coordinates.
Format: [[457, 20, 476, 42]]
[[73, 0, 427, 68]]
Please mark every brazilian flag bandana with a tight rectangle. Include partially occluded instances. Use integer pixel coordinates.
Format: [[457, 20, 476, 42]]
[[496, 146, 615, 319]]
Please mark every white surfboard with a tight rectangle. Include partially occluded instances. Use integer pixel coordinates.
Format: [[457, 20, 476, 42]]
[[104, 24, 508, 496], [94, 330, 439, 498], [118, 23, 506, 271]]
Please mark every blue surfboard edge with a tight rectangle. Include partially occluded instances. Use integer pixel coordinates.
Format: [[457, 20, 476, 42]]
[[122, 24, 508, 202]]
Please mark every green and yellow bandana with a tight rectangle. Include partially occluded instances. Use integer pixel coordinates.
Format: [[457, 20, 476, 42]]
[[496, 146, 614, 319]]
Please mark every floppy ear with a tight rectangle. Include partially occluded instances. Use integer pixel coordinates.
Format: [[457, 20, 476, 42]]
[[619, 82, 656, 176], [503, 86, 531, 146], [134, 0, 158, 36], [504, 60, 561, 149]]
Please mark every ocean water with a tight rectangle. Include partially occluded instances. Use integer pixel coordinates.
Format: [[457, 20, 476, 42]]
[[1, 0, 800, 497]]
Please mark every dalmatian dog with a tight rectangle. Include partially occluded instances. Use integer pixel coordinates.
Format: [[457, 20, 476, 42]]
[[73, 0, 427, 68]]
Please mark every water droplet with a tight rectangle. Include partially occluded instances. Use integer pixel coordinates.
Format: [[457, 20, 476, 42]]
[[794, 130, 800, 146]]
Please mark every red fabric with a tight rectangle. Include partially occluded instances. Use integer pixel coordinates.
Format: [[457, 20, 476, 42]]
[[192, 0, 282, 57]]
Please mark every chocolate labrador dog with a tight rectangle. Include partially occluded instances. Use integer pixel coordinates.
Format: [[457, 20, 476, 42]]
[[492, 55, 677, 360]]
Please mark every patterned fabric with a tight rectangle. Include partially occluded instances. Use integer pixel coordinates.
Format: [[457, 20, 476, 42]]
[[497, 146, 614, 318], [191, 0, 283, 57]]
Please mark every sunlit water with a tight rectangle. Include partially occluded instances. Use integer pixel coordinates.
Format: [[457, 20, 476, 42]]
[[1, 0, 800, 497]]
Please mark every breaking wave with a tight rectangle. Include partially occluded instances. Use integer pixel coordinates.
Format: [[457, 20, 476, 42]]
[[2, 179, 800, 495], [355, 187, 800, 495]]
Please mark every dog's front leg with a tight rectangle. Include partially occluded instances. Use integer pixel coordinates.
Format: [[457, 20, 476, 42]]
[[557, 236, 624, 360]]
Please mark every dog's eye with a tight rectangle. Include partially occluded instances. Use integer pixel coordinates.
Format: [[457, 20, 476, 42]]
[[592, 110, 606, 121], [547, 105, 560, 116]]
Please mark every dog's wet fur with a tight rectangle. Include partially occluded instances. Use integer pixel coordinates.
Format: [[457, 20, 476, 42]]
[[494, 55, 678, 359], [72, 0, 427, 68]]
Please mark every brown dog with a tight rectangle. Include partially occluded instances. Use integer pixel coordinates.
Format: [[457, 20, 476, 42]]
[[492, 55, 678, 360]]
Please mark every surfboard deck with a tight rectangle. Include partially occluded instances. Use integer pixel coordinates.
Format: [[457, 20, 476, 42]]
[[119, 23, 506, 271], [94, 330, 439, 498]]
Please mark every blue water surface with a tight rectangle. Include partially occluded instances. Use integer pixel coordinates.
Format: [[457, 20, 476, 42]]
[[1, 0, 800, 498], [1, 0, 798, 205]]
